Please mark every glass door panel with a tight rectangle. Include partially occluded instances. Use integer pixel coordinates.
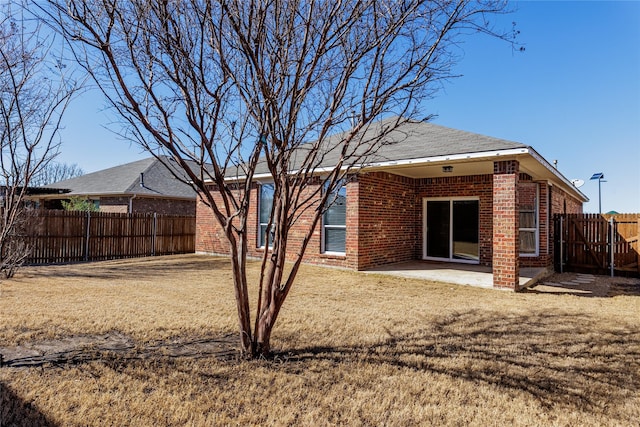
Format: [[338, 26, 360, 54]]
[[452, 200, 479, 261], [426, 201, 450, 259], [424, 199, 479, 263]]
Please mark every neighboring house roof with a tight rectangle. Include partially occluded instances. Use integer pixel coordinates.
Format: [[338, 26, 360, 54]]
[[39, 156, 196, 200]]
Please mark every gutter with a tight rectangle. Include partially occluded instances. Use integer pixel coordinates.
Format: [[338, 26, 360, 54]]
[[525, 147, 589, 202], [207, 146, 589, 202], [362, 147, 530, 169], [210, 148, 532, 183]]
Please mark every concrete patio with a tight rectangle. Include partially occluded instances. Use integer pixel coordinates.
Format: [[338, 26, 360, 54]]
[[364, 260, 549, 289]]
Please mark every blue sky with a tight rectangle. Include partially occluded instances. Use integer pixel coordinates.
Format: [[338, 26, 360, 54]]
[[57, 1, 639, 213], [427, 0, 640, 213]]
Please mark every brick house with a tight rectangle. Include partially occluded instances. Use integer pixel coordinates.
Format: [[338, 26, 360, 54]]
[[196, 120, 586, 289], [31, 156, 196, 215]]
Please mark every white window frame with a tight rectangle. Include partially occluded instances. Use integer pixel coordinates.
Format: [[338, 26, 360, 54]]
[[422, 196, 480, 264], [321, 180, 347, 255], [519, 183, 539, 257], [257, 182, 274, 248]]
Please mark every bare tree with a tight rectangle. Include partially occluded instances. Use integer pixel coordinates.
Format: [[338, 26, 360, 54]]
[[30, 161, 84, 186], [40, 0, 514, 357], [0, 4, 76, 278]]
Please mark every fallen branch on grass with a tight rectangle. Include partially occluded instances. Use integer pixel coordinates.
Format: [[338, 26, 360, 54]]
[[0, 333, 239, 368]]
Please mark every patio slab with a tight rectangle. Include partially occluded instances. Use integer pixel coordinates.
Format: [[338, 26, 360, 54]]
[[363, 261, 547, 289]]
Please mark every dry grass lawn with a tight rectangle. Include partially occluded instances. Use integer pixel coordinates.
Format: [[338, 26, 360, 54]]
[[1, 254, 639, 426]]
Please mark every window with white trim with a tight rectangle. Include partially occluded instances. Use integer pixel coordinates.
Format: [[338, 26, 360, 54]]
[[258, 183, 274, 248], [519, 183, 539, 255], [322, 180, 347, 254]]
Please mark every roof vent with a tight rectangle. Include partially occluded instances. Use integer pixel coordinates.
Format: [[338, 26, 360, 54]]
[[140, 172, 145, 188]]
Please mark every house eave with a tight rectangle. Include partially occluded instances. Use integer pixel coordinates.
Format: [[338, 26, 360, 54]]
[[210, 148, 530, 183], [363, 147, 529, 170], [207, 147, 588, 203], [525, 147, 589, 202], [27, 192, 195, 201], [364, 147, 588, 203]]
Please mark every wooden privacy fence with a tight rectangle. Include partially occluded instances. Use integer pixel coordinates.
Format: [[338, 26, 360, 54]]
[[554, 213, 639, 277], [22, 210, 195, 265]]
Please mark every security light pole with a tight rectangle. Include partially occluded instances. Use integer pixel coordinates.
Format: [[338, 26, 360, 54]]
[[590, 172, 605, 214]]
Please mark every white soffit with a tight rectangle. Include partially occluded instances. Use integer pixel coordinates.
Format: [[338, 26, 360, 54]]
[[363, 148, 529, 178], [225, 147, 587, 202]]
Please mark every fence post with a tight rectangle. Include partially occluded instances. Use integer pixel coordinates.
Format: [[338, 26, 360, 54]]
[[609, 216, 615, 277], [84, 210, 91, 262], [559, 215, 564, 273], [152, 212, 157, 256]]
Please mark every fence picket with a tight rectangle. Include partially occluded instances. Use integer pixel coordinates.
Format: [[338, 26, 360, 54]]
[[554, 213, 639, 277], [21, 210, 195, 265]]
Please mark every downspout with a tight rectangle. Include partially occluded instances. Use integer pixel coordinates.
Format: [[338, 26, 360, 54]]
[[129, 194, 137, 214]]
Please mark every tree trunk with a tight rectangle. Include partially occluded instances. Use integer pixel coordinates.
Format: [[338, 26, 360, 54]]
[[253, 284, 288, 357], [228, 234, 253, 356], [254, 306, 276, 356]]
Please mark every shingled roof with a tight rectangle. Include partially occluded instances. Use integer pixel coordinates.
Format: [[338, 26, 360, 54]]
[[240, 117, 586, 202], [43, 156, 196, 199], [367, 120, 527, 161], [248, 118, 528, 175]]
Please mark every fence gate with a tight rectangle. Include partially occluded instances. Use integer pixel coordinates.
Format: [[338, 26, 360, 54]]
[[554, 213, 640, 277]]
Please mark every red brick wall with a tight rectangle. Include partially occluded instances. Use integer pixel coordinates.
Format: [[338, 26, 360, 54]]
[[492, 160, 520, 289], [195, 167, 582, 278], [196, 174, 420, 270], [99, 197, 129, 213], [519, 181, 553, 268], [195, 187, 228, 254], [551, 186, 583, 215], [195, 181, 355, 268], [536, 183, 551, 266], [356, 173, 418, 270], [131, 197, 195, 215], [276, 179, 341, 268], [98, 196, 195, 215], [416, 175, 494, 266], [517, 178, 585, 269]]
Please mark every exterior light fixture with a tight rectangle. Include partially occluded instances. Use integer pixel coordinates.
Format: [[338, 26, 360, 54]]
[[442, 165, 453, 173], [590, 172, 605, 214]]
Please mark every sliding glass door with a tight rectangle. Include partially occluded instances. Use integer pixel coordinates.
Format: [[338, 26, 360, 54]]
[[424, 198, 479, 263]]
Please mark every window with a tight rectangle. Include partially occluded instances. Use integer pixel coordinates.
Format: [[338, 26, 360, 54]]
[[322, 181, 347, 254], [519, 183, 539, 255], [258, 183, 274, 248]]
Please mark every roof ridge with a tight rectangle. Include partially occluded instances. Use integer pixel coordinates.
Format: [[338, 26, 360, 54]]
[[42, 157, 156, 188]]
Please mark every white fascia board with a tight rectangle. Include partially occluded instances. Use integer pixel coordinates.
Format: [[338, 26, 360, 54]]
[[214, 147, 587, 203], [364, 147, 530, 169], [217, 148, 530, 183], [218, 166, 354, 183], [526, 147, 589, 202], [369, 147, 588, 202]]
